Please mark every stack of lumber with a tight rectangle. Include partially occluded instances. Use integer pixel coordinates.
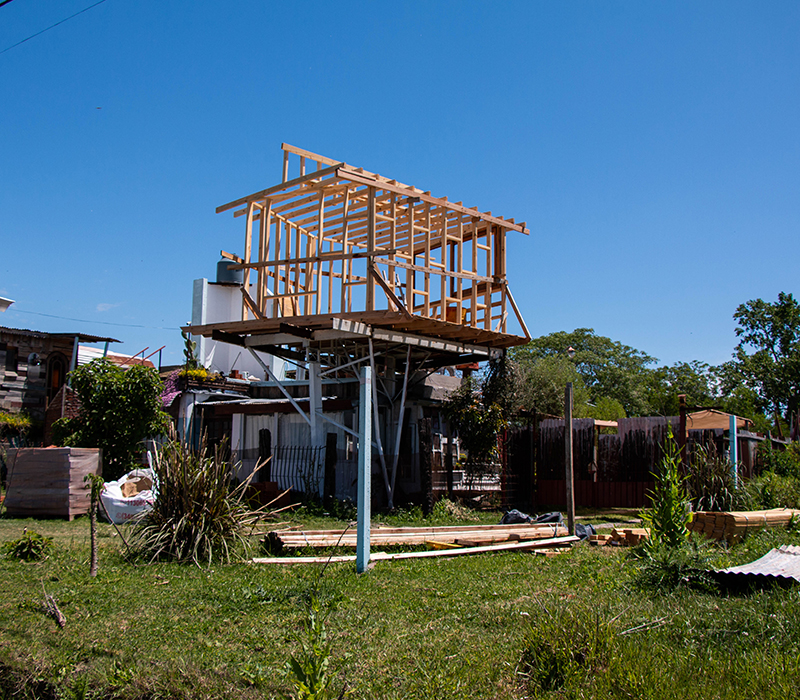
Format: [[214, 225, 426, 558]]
[[266, 522, 568, 553], [253, 533, 580, 565], [689, 508, 800, 543], [589, 527, 650, 547], [3, 447, 102, 520]]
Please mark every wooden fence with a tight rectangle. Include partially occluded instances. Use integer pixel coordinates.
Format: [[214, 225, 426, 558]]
[[503, 417, 680, 510]]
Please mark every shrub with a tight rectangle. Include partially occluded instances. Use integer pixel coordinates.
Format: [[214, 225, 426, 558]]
[[741, 471, 800, 510], [758, 441, 800, 479], [0, 410, 33, 443], [128, 434, 266, 564], [53, 359, 168, 481]]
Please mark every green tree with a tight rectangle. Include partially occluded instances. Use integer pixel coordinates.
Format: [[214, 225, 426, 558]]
[[729, 292, 800, 423], [53, 359, 168, 481], [515, 355, 591, 417], [510, 328, 656, 416], [644, 360, 718, 416]]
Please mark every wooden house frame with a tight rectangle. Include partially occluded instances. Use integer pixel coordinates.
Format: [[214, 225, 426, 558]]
[[184, 144, 531, 507], [191, 143, 529, 346]]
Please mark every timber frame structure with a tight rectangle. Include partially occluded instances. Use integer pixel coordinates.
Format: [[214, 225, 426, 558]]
[[184, 143, 531, 507]]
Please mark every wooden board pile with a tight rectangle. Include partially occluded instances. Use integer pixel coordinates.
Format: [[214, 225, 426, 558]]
[[689, 508, 800, 543], [265, 522, 569, 554], [589, 527, 650, 547], [3, 447, 102, 520]]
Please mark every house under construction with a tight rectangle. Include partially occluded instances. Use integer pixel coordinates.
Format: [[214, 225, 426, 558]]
[[183, 144, 531, 508]]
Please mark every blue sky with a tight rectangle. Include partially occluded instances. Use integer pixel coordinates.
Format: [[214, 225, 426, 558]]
[[1, 1, 798, 369]]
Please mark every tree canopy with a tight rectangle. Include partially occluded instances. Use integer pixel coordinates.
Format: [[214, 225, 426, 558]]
[[510, 328, 656, 417], [728, 291, 800, 423], [504, 293, 798, 430]]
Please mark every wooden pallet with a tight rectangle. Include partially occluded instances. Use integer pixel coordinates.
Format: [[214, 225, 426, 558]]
[[3, 447, 102, 520]]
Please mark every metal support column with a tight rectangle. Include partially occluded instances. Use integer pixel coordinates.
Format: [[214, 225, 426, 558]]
[[357, 365, 372, 574]]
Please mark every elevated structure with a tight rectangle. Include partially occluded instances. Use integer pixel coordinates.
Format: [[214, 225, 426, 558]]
[[184, 144, 531, 507]]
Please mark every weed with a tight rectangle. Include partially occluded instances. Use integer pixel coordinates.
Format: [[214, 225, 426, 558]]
[[286, 592, 337, 699], [631, 535, 717, 593], [3, 529, 53, 561], [641, 427, 689, 551]]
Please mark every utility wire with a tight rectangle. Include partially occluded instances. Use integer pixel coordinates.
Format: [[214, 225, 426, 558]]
[[0, 0, 108, 56], [9, 308, 179, 331]]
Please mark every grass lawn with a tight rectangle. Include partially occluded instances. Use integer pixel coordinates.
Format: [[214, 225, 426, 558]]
[[1, 507, 799, 699]]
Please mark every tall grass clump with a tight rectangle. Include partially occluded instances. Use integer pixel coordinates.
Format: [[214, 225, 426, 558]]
[[686, 442, 743, 512], [128, 434, 266, 564], [517, 598, 615, 695]]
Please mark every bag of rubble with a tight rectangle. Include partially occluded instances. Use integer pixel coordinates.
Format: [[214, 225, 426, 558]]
[[100, 468, 155, 524]]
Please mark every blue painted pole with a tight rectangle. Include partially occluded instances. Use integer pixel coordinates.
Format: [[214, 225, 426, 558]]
[[729, 413, 738, 487], [356, 365, 372, 574]]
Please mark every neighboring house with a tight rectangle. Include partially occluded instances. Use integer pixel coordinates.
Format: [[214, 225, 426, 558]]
[[0, 326, 120, 425], [0, 325, 157, 444]]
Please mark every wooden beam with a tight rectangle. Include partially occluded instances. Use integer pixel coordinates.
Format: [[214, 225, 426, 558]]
[[217, 163, 343, 214], [337, 168, 529, 234]]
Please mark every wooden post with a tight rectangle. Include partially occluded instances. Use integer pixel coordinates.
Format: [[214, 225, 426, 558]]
[[678, 394, 687, 471], [564, 383, 575, 535], [356, 365, 372, 574], [324, 432, 337, 503], [445, 422, 454, 498]]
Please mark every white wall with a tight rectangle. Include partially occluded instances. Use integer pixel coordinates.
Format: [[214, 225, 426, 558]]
[[191, 278, 285, 379]]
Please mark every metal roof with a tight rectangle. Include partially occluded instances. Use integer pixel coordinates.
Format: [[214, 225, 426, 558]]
[[714, 545, 800, 584], [0, 325, 119, 343]]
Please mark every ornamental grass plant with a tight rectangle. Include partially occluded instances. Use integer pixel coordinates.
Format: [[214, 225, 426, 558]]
[[127, 432, 268, 565]]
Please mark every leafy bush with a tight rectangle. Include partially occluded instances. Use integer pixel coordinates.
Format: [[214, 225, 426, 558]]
[[0, 411, 33, 442], [3, 530, 53, 561], [128, 434, 266, 564], [442, 377, 505, 476], [741, 471, 800, 510], [53, 359, 168, 481], [758, 441, 800, 479]]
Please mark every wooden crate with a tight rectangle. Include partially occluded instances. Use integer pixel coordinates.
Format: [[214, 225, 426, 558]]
[[3, 447, 102, 520]]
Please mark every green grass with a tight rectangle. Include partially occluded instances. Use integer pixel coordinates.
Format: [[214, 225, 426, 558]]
[[1, 512, 799, 699]]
